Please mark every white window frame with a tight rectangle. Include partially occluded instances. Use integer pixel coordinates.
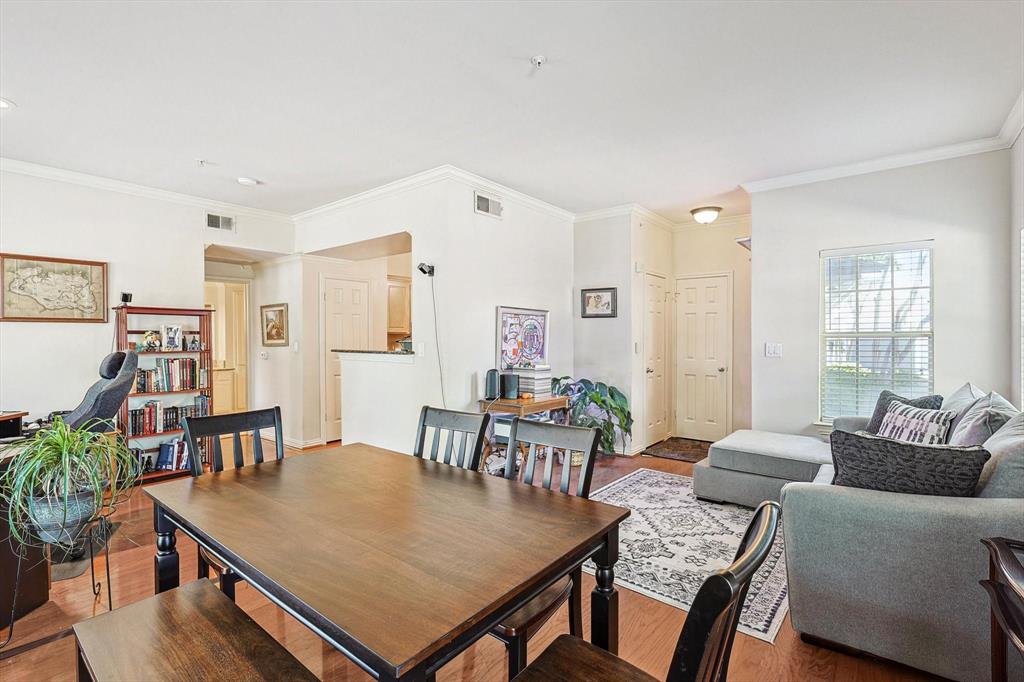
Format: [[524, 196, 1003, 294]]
[[818, 240, 935, 423]]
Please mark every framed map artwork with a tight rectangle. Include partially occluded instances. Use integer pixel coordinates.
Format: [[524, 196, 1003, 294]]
[[496, 306, 549, 369], [0, 253, 108, 322]]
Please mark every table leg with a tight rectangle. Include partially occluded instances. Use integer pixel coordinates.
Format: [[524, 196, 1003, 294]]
[[591, 526, 619, 654], [153, 504, 179, 593]]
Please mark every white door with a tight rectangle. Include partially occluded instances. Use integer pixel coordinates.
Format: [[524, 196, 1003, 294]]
[[644, 273, 669, 446], [324, 278, 370, 442], [676, 274, 731, 441], [224, 282, 248, 411]]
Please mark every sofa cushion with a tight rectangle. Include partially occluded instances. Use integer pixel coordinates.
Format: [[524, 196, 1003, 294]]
[[948, 391, 1018, 447], [876, 402, 956, 444], [976, 412, 1024, 498], [708, 429, 832, 482], [865, 390, 943, 434], [830, 430, 990, 497], [941, 381, 988, 433]]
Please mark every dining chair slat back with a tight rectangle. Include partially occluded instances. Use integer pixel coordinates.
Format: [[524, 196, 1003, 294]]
[[667, 500, 781, 682], [413, 406, 490, 471], [181, 406, 285, 476], [504, 419, 600, 498]]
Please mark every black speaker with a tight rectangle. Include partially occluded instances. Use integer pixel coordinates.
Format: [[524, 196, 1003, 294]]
[[500, 373, 519, 400], [484, 369, 500, 400]]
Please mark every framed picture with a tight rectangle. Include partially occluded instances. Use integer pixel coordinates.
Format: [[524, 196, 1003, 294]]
[[496, 306, 549, 369], [0, 252, 108, 322], [581, 287, 617, 318], [261, 303, 289, 346], [161, 324, 183, 351]]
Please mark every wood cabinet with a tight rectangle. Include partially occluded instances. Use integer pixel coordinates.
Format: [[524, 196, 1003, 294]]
[[386, 276, 411, 335]]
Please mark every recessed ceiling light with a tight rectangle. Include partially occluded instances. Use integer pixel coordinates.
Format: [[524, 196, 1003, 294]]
[[690, 206, 722, 225], [237, 177, 261, 187], [0, 98, 17, 109]]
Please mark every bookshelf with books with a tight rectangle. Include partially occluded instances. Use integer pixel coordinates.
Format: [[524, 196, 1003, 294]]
[[115, 305, 214, 483]]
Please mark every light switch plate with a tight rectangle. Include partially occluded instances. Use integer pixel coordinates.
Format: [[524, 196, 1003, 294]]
[[259, 351, 268, 360], [764, 342, 783, 358]]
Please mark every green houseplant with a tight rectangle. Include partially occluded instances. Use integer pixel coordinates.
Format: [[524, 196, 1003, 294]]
[[552, 376, 633, 454], [1, 417, 139, 550]]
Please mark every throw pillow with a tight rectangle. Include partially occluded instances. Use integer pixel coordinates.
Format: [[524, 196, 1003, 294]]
[[876, 402, 957, 444], [941, 382, 988, 433], [865, 389, 943, 434], [948, 392, 1018, 446], [975, 412, 1024, 498], [830, 429, 990, 497]]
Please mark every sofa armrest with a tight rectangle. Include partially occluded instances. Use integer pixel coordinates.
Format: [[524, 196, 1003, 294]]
[[831, 416, 869, 433], [781, 482, 1024, 681]]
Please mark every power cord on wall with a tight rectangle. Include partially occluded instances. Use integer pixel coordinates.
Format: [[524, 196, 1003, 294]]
[[420, 264, 447, 409]]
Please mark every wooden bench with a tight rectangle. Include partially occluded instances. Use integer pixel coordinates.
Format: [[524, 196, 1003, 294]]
[[73, 579, 317, 681]]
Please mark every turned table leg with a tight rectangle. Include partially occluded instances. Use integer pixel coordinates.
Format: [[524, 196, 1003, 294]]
[[153, 504, 179, 593], [591, 526, 619, 654]]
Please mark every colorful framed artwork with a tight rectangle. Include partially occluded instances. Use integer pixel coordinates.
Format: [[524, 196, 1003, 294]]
[[496, 306, 549, 369], [260, 303, 289, 346], [0, 252, 108, 322], [581, 287, 617, 318]]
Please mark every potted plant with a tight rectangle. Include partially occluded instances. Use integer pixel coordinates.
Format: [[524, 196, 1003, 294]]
[[1, 417, 139, 551], [552, 376, 633, 455]]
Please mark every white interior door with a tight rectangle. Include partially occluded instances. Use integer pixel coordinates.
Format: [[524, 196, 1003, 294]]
[[224, 282, 248, 411], [676, 274, 731, 441], [323, 278, 370, 442], [644, 273, 669, 446]]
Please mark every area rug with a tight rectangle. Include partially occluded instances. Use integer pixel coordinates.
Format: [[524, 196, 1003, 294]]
[[584, 468, 788, 643], [641, 437, 709, 463]]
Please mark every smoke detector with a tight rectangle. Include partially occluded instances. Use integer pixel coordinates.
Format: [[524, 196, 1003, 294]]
[[531, 55, 547, 69]]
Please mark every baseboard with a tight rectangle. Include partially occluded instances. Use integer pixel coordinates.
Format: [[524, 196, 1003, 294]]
[[283, 437, 323, 449]]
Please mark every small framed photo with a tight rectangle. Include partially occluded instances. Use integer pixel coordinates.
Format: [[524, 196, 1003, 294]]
[[581, 288, 617, 318], [261, 303, 289, 346], [161, 324, 183, 351]]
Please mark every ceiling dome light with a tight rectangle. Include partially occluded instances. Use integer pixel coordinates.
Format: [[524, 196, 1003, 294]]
[[0, 98, 17, 109], [690, 206, 722, 225], [237, 177, 260, 187]]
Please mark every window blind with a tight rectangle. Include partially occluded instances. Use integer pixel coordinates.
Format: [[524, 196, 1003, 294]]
[[820, 247, 933, 422]]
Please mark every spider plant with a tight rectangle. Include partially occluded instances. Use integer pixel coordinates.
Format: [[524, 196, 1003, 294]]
[[552, 376, 633, 454], [1, 417, 139, 549]]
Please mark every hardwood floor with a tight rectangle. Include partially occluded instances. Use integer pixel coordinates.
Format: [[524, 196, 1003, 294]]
[[0, 443, 940, 681]]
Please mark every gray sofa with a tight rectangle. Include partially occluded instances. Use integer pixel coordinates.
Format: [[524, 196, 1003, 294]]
[[692, 413, 1024, 681]]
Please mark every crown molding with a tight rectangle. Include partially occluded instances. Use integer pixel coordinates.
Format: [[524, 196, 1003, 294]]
[[293, 164, 574, 223], [0, 157, 292, 221], [671, 213, 752, 233], [574, 203, 674, 230], [999, 91, 1023, 147]]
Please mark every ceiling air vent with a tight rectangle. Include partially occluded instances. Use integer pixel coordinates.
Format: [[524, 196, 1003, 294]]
[[206, 213, 236, 231], [474, 191, 503, 219]]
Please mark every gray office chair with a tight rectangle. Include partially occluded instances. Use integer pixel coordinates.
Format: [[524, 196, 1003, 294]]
[[63, 351, 138, 431]]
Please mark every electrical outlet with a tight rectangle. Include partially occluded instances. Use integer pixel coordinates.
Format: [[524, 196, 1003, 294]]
[[764, 342, 783, 358], [259, 351, 268, 360]]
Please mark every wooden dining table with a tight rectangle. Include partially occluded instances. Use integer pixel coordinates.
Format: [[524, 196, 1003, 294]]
[[145, 443, 629, 681]]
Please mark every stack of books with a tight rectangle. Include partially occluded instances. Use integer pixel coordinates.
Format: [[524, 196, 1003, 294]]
[[133, 358, 205, 393], [156, 438, 191, 472], [513, 365, 552, 399], [126, 395, 210, 436]]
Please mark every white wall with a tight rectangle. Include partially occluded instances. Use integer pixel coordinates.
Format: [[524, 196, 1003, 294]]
[[751, 150, 1012, 435], [0, 169, 293, 419], [673, 216, 752, 430], [1011, 134, 1022, 407], [295, 173, 575, 453]]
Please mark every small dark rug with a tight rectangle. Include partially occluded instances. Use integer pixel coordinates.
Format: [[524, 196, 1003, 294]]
[[51, 522, 121, 582], [642, 437, 710, 463]]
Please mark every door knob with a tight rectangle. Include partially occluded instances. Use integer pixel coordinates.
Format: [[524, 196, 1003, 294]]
[[717, 367, 727, 372], [646, 368, 654, 374]]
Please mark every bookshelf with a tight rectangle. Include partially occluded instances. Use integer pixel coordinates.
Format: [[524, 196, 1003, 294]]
[[115, 305, 214, 483]]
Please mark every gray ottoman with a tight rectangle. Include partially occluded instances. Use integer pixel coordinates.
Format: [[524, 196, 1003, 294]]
[[693, 429, 832, 507]]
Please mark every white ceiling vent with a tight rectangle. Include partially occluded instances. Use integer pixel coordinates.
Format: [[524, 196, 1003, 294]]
[[474, 191, 503, 219], [206, 212, 236, 232]]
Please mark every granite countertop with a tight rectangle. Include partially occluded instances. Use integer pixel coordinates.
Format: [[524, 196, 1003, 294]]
[[332, 349, 415, 355]]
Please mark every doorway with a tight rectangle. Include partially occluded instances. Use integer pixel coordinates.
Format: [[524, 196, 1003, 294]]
[[203, 280, 249, 415], [675, 272, 732, 442], [321, 277, 370, 442], [644, 272, 670, 447]]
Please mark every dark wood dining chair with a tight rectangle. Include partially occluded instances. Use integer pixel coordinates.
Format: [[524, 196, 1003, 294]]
[[412, 406, 490, 471], [181, 406, 285, 601], [980, 537, 1024, 682], [515, 500, 782, 682], [493, 418, 601, 679]]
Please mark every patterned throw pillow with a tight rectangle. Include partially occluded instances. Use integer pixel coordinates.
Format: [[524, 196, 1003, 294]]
[[865, 390, 943, 434], [830, 430, 990, 497], [876, 402, 956, 444]]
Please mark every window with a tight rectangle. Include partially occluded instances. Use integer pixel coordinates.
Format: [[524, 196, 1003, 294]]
[[820, 245, 933, 422]]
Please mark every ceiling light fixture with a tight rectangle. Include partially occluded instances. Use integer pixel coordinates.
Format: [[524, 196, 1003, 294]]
[[690, 206, 722, 225], [237, 177, 261, 187], [531, 55, 547, 69], [0, 98, 17, 109]]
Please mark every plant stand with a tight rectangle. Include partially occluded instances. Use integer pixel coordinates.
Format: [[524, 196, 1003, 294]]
[[85, 516, 113, 612]]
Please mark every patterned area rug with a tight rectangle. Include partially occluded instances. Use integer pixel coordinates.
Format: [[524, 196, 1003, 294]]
[[585, 468, 789, 643]]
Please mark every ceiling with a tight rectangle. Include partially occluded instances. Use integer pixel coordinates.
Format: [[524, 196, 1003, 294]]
[[1, 1, 1020, 222]]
